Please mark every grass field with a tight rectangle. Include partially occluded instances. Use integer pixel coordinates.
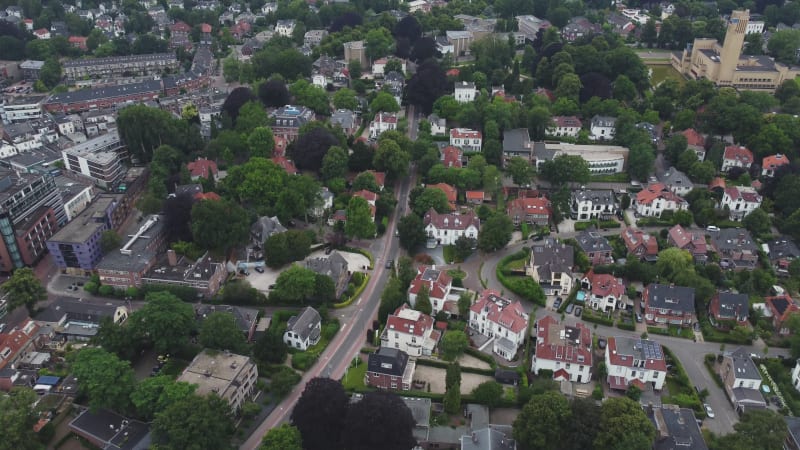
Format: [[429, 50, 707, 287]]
[[648, 64, 686, 87], [342, 360, 367, 390]]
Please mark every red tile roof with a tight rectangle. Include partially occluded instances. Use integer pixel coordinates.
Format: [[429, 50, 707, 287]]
[[200, 23, 213, 33], [583, 269, 624, 299], [428, 183, 457, 205], [171, 21, 191, 33], [365, 170, 386, 187], [0, 319, 38, 370], [450, 128, 482, 140], [682, 128, 704, 147], [423, 209, 479, 231], [606, 336, 667, 372], [194, 192, 221, 201], [635, 183, 686, 205], [408, 265, 452, 300], [552, 116, 582, 128], [506, 197, 552, 218], [621, 227, 658, 256], [709, 177, 726, 191], [442, 146, 463, 168], [765, 295, 799, 325], [667, 225, 707, 254], [271, 156, 298, 175], [466, 191, 485, 201], [763, 154, 790, 170], [534, 316, 592, 365], [375, 112, 398, 123], [724, 186, 761, 203], [352, 189, 378, 203], [446, 68, 460, 77], [386, 304, 435, 337], [186, 158, 218, 179], [471, 289, 529, 333], [723, 145, 754, 166]]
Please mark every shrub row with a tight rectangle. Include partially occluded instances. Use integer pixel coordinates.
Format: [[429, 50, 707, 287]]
[[334, 274, 370, 308], [581, 311, 614, 327]]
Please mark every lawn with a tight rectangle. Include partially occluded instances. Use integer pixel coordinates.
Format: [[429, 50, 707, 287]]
[[342, 360, 367, 390], [648, 64, 685, 87], [505, 256, 528, 271], [443, 245, 456, 263]]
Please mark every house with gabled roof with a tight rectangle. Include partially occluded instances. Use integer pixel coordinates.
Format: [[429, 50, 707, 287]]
[[643, 283, 696, 327], [709, 228, 759, 270], [658, 167, 694, 197], [634, 182, 688, 218], [306, 251, 351, 297], [427, 182, 457, 209], [589, 115, 616, 141], [531, 316, 592, 383], [605, 336, 667, 391], [721, 186, 762, 221], [423, 209, 479, 247], [408, 265, 454, 315], [441, 146, 463, 168], [0, 318, 39, 370], [381, 304, 441, 357], [650, 405, 708, 450], [767, 236, 800, 277], [709, 291, 750, 329], [369, 112, 398, 138], [469, 289, 529, 361], [283, 306, 321, 350], [682, 128, 706, 161], [548, 115, 582, 138], [366, 347, 415, 391], [765, 294, 799, 335], [762, 154, 790, 177], [527, 239, 574, 296], [450, 128, 482, 152], [580, 269, 625, 312], [720, 347, 765, 411], [506, 196, 551, 227], [722, 145, 754, 173], [186, 157, 219, 181], [621, 227, 659, 261], [575, 229, 614, 265], [667, 225, 708, 263]]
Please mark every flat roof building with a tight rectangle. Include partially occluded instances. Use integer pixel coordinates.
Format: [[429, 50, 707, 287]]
[[47, 195, 119, 274], [61, 131, 124, 188], [177, 349, 258, 412]]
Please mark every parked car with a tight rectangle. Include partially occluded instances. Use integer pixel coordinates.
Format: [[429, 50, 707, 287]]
[[704, 404, 715, 419], [597, 338, 607, 349], [574, 306, 582, 317], [706, 225, 720, 232], [635, 313, 643, 323], [254, 266, 264, 273], [385, 259, 394, 269], [565, 303, 575, 314], [553, 298, 563, 309]]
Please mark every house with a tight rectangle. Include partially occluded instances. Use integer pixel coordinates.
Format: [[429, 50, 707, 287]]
[[427, 182, 457, 209], [643, 283, 696, 327], [271, 156, 298, 175], [466, 191, 485, 205], [548, 116, 582, 138], [531, 141, 628, 176], [767, 236, 800, 277], [423, 209, 480, 247], [589, 115, 616, 141], [454, 81, 477, 103], [721, 186, 762, 221], [762, 154, 790, 177], [33, 28, 51, 39], [570, 189, 617, 221], [450, 128, 482, 152], [0, 319, 39, 370], [469, 289, 529, 361], [506, 196, 551, 227], [650, 405, 708, 450], [275, 19, 296, 37], [186, 157, 219, 181], [408, 265, 454, 315], [502, 128, 533, 161], [303, 29, 328, 47], [682, 128, 706, 161], [366, 347, 415, 390], [69, 409, 152, 450], [709, 228, 759, 270], [791, 361, 800, 394], [428, 114, 446, 136], [516, 15, 551, 41], [250, 216, 286, 246], [461, 426, 517, 450], [442, 146, 463, 168], [381, 304, 441, 357], [531, 316, 592, 383], [634, 183, 688, 217], [621, 227, 659, 261], [270, 105, 314, 140], [343, 40, 369, 69], [765, 294, 799, 335], [195, 304, 258, 342], [721, 145, 754, 173], [177, 350, 258, 412], [561, 16, 602, 41], [283, 306, 322, 350], [369, 112, 398, 138], [720, 347, 765, 411], [68, 36, 88, 51], [658, 167, 694, 197], [34, 297, 128, 343], [580, 269, 625, 312], [527, 239, 574, 296], [575, 229, 614, 265], [306, 251, 351, 298], [667, 225, 708, 263], [605, 336, 667, 391], [606, 12, 635, 36], [709, 292, 750, 328], [330, 109, 359, 136]]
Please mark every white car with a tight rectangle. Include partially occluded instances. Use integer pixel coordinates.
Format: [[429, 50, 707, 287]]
[[704, 403, 715, 418], [706, 225, 720, 232]]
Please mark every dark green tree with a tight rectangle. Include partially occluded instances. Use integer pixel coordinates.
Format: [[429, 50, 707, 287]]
[[345, 196, 377, 239], [152, 394, 233, 450], [190, 199, 250, 256], [131, 376, 197, 420], [130, 291, 195, 353], [291, 378, 349, 450], [261, 424, 303, 450], [513, 391, 571, 450], [253, 331, 288, 364], [414, 285, 432, 315], [70, 347, 135, 412], [441, 330, 469, 361], [472, 381, 504, 408], [0, 388, 41, 450], [199, 312, 248, 353], [477, 213, 513, 252], [398, 214, 426, 251], [342, 391, 417, 450], [1, 267, 46, 313]]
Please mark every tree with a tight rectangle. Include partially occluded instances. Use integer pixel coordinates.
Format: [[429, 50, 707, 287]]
[[100, 230, 122, 253], [506, 157, 534, 186], [199, 312, 248, 353], [441, 330, 469, 361], [152, 394, 233, 450], [446, 363, 462, 389], [222, 86, 257, 122], [411, 187, 451, 216], [406, 59, 448, 114], [333, 88, 358, 111], [292, 126, 340, 172], [270, 265, 317, 303], [290, 80, 330, 115], [365, 27, 393, 60], [472, 381, 504, 408], [454, 236, 475, 261], [291, 378, 349, 450], [414, 285, 432, 315], [768, 29, 800, 65], [373, 139, 410, 181], [444, 382, 461, 414], [254, 331, 288, 364], [477, 213, 513, 252], [70, 347, 135, 412], [345, 196, 377, 239], [131, 376, 197, 420], [261, 424, 303, 450], [394, 16, 422, 44], [190, 199, 250, 256], [594, 397, 655, 450], [0, 388, 41, 450], [39, 57, 61, 89], [513, 391, 571, 450], [398, 214, 426, 251], [566, 398, 601, 450], [742, 208, 771, 237], [379, 277, 407, 322], [714, 410, 787, 450], [627, 141, 655, 181], [1, 267, 46, 313], [247, 126, 275, 158], [555, 73, 582, 102], [656, 248, 694, 281], [342, 392, 417, 450], [319, 146, 349, 182], [539, 154, 590, 185], [234, 100, 267, 134], [259, 79, 291, 107], [370, 91, 400, 113], [130, 291, 195, 353], [458, 292, 472, 318]]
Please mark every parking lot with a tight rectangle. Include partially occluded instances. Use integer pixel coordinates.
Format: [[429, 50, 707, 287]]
[[245, 249, 371, 292]]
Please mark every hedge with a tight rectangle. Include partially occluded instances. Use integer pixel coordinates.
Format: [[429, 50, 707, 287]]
[[496, 251, 546, 306], [616, 320, 636, 331], [581, 311, 614, 327], [334, 274, 370, 308], [465, 347, 498, 369], [415, 357, 495, 376], [703, 354, 725, 389]]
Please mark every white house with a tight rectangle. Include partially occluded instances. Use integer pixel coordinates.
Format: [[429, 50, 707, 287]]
[[311, 73, 329, 89], [721, 186, 762, 221], [762, 154, 790, 177], [275, 19, 296, 37], [261, 2, 278, 14], [720, 347, 766, 411], [469, 289, 529, 361], [589, 115, 616, 141], [746, 20, 764, 34], [792, 359, 800, 393], [283, 306, 321, 350], [450, 128, 482, 152], [454, 81, 477, 104], [531, 316, 592, 383], [633, 182, 688, 218], [428, 114, 446, 136], [33, 28, 51, 40], [548, 116, 582, 138], [526, 239, 574, 296], [381, 304, 441, 357], [369, 112, 398, 138], [408, 265, 454, 315], [721, 145, 754, 173], [580, 269, 626, 312], [570, 189, 618, 221], [605, 336, 668, 391], [423, 209, 479, 247]]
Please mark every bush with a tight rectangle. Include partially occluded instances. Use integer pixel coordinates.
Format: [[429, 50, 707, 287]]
[[351, 272, 365, 285], [291, 352, 318, 371], [98, 285, 114, 296], [83, 281, 99, 294], [322, 321, 340, 340]]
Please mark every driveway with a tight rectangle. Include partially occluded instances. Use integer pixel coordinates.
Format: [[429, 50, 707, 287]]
[[414, 365, 494, 394], [247, 250, 371, 292]]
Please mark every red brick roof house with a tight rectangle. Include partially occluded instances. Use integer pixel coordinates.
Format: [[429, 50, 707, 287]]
[[186, 157, 219, 181], [68, 36, 88, 51], [441, 146, 463, 168], [506, 196, 551, 227], [709, 291, 750, 329], [423, 209, 480, 247], [621, 227, 658, 261], [579, 268, 625, 312], [469, 289, 529, 361], [427, 183, 457, 209], [531, 316, 592, 383], [765, 295, 800, 335], [466, 191, 485, 205], [709, 177, 726, 194], [722, 145, 754, 173], [0, 319, 39, 370], [271, 156, 298, 175], [366, 347, 415, 391], [408, 265, 453, 315], [682, 128, 706, 160], [762, 154, 790, 177], [380, 304, 441, 357], [364, 170, 386, 190], [667, 224, 708, 263]]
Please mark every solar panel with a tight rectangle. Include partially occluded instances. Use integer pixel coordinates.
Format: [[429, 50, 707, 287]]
[[641, 340, 662, 360]]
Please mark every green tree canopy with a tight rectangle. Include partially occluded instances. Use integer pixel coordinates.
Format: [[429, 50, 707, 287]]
[[539, 154, 591, 186], [152, 393, 233, 450], [131, 376, 197, 421], [505, 156, 535, 186], [270, 265, 317, 303], [261, 424, 303, 450], [190, 199, 250, 255], [1, 267, 46, 313], [594, 397, 656, 450], [472, 381, 504, 408], [0, 388, 41, 450], [199, 312, 249, 353], [345, 196, 377, 239], [477, 213, 513, 252], [130, 291, 195, 353], [397, 214, 426, 251], [71, 347, 135, 412], [513, 391, 571, 449], [441, 330, 469, 361]]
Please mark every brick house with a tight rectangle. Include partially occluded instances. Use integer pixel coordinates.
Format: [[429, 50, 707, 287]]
[[708, 291, 750, 329], [710, 228, 759, 271], [531, 316, 592, 383], [643, 283, 696, 327], [621, 227, 659, 261], [765, 295, 799, 335], [575, 229, 614, 265], [366, 347, 415, 391], [721, 145, 754, 173], [506, 196, 551, 227], [667, 224, 708, 263]]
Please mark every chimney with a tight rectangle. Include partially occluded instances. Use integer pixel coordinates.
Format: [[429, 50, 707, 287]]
[[167, 249, 178, 266]]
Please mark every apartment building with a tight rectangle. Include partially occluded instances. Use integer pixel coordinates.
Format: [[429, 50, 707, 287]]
[[46, 195, 119, 274], [62, 131, 124, 188], [0, 94, 45, 124], [177, 350, 258, 412], [62, 53, 179, 80]]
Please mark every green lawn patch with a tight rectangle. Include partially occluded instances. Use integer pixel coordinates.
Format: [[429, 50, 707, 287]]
[[447, 268, 466, 279], [443, 245, 456, 263], [648, 64, 685, 87], [647, 326, 694, 339], [591, 173, 630, 182], [342, 360, 367, 390]]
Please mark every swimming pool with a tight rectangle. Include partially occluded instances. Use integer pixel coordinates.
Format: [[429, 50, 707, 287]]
[[576, 290, 586, 302]]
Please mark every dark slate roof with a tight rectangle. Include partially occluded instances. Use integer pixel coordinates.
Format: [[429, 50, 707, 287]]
[[768, 236, 800, 262], [646, 283, 695, 314], [47, 80, 163, 105], [575, 229, 613, 253], [305, 251, 348, 281], [286, 306, 321, 342], [786, 417, 800, 448], [502, 128, 531, 154], [34, 297, 121, 324], [69, 408, 151, 450], [652, 406, 708, 450], [727, 347, 762, 381], [367, 347, 409, 377], [461, 425, 516, 450], [716, 292, 749, 319]]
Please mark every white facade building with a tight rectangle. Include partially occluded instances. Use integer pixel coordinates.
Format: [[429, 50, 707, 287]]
[[721, 186, 762, 221], [469, 289, 529, 361], [633, 183, 689, 218], [454, 81, 477, 103], [282, 307, 321, 351], [369, 112, 398, 138], [423, 209, 479, 246], [548, 116, 582, 138], [0, 95, 45, 124], [275, 19, 296, 37], [380, 304, 441, 357], [589, 115, 616, 141], [531, 316, 592, 383], [450, 128, 482, 152], [605, 337, 668, 391]]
